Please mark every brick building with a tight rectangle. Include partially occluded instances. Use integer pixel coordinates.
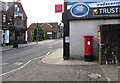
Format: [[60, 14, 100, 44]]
[[27, 22, 62, 41], [0, 1, 7, 45], [1, 1, 27, 45]]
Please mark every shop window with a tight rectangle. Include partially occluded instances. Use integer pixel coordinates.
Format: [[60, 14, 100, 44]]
[[14, 5, 20, 17], [3, 15, 6, 23]]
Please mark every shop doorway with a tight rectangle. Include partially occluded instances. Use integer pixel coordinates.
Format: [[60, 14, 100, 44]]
[[99, 24, 120, 64]]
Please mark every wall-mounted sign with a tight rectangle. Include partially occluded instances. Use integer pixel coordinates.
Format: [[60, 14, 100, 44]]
[[65, 36, 70, 43], [47, 32, 52, 35], [66, 0, 120, 19], [70, 3, 90, 17], [93, 6, 120, 16], [55, 4, 63, 13]]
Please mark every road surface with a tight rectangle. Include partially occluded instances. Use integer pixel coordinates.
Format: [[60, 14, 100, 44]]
[[2, 39, 62, 74]]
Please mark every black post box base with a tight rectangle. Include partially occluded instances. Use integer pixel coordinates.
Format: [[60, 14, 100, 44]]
[[84, 55, 94, 62]]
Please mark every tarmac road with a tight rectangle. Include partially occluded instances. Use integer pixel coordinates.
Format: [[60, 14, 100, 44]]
[[2, 59, 107, 81], [2, 39, 63, 74]]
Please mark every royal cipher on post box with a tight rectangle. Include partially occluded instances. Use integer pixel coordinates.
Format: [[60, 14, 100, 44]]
[[83, 35, 94, 61]]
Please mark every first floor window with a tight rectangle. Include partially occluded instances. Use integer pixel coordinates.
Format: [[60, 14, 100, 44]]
[[3, 15, 6, 23]]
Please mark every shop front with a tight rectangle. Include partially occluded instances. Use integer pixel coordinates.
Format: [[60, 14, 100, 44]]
[[62, 0, 120, 64]]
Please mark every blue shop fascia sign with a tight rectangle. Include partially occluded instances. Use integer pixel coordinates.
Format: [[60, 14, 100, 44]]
[[67, 0, 120, 20]]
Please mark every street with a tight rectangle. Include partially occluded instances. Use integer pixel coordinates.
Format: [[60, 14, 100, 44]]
[[1, 0, 120, 82], [1, 39, 118, 82], [2, 39, 62, 74], [2, 59, 107, 81]]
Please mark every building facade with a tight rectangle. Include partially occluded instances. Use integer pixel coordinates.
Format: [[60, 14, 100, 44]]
[[27, 22, 62, 41], [1, 1, 27, 45], [62, 0, 120, 64], [0, 1, 7, 45]]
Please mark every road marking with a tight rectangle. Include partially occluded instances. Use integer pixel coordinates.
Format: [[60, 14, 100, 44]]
[[46, 51, 51, 56], [20, 60, 32, 69], [14, 62, 23, 66], [0, 55, 46, 76], [0, 68, 20, 77]]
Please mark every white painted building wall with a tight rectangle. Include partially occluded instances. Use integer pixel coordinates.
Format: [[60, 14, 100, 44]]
[[70, 19, 120, 59]]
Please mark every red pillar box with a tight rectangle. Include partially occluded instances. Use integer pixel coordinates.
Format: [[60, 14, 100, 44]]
[[83, 35, 94, 61]]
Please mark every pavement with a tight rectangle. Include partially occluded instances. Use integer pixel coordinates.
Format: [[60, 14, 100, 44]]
[[42, 48, 119, 81], [1, 40, 54, 52], [1, 40, 120, 82]]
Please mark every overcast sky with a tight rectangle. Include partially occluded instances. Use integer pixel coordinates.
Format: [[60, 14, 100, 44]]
[[2, 0, 64, 27]]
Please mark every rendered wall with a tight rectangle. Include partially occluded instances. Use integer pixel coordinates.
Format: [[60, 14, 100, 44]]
[[70, 19, 120, 59]]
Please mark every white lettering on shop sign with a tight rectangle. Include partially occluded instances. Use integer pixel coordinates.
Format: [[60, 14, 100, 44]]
[[96, 1, 120, 7], [99, 7, 119, 14]]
